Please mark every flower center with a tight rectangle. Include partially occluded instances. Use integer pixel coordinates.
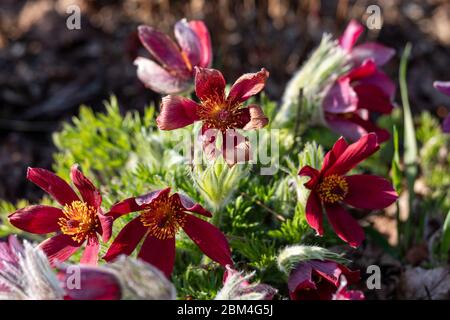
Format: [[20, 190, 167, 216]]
[[58, 201, 99, 243], [140, 195, 186, 240], [198, 99, 242, 132], [317, 174, 348, 203]]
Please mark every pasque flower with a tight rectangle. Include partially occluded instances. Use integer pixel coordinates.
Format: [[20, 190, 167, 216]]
[[433, 81, 450, 133], [8, 165, 113, 265], [103, 188, 233, 277], [323, 20, 396, 143], [135, 19, 212, 94], [299, 133, 398, 247], [157, 67, 269, 164]]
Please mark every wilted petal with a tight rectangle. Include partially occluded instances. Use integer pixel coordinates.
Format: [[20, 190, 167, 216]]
[[351, 42, 395, 66], [27, 167, 79, 206], [344, 174, 398, 209], [325, 204, 365, 248], [138, 235, 176, 278], [322, 78, 358, 114], [338, 20, 363, 52], [9, 205, 63, 234], [227, 68, 269, 105], [188, 20, 212, 67], [195, 67, 226, 103], [174, 19, 201, 67], [39, 234, 80, 265], [183, 214, 233, 267], [242, 105, 269, 130], [134, 57, 191, 94], [70, 164, 101, 209], [157, 96, 200, 130]]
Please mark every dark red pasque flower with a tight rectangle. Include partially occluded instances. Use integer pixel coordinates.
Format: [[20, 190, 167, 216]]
[[299, 133, 398, 247], [157, 67, 269, 164], [103, 188, 233, 277], [323, 20, 396, 143], [135, 19, 212, 94], [288, 259, 360, 300], [8, 165, 113, 265]]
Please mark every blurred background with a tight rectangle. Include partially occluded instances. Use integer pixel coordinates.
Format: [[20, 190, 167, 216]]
[[1, 0, 450, 202]]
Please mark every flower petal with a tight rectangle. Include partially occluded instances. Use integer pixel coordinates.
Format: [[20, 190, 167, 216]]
[[194, 67, 226, 103], [157, 95, 200, 130], [242, 105, 269, 130], [70, 164, 101, 209], [326, 132, 380, 176], [8, 205, 63, 234], [39, 234, 80, 265], [345, 59, 376, 81], [359, 70, 396, 99], [353, 84, 394, 114], [97, 212, 113, 242], [351, 42, 395, 66], [344, 174, 398, 209], [322, 78, 358, 114], [134, 57, 192, 94], [434, 81, 450, 96], [222, 130, 251, 166], [137, 25, 190, 74], [338, 20, 363, 52], [138, 235, 175, 278], [188, 20, 212, 67], [298, 165, 320, 189], [80, 235, 100, 265], [325, 204, 365, 247], [327, 114, 390, 143], [288, 262, 315, 294], [183, 214, 233, 266], [27, 167, 79, 206], [176, 193, 212, 217], [174, 19, 201, 67], [309, 260, 343, 286], [321, 137, 349, 172], [305, 192, 324, 236], [227, 68, 269, 105], [103, 216, 147, 262]]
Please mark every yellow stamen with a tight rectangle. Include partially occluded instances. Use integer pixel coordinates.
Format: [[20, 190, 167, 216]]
[[317, 174, 348, 203], [58, 201, 99, 243], [197, 98, 243, 132]]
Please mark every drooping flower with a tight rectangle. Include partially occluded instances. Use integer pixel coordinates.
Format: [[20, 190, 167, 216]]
[[8, 165, 113, 265], [103, 188, 233, 277], [157, 67, 269, 165], [299, 133, 398, 247], [134, 19, 212, 94], [433, 81, 450, 133], [215, 265, 277, 300], [277, 245, 360, 300], [323, 20, 396, 143], [332, 275, 365, 300]]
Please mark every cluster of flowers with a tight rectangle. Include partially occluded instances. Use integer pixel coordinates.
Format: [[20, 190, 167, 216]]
[[2, 17, 448, 300]]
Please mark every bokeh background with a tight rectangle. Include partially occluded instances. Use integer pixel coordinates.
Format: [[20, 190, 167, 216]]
[[1, 0, 450, 202]]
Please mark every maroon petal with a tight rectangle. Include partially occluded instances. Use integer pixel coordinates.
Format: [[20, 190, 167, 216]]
[[27, 167, 79, 206], [351, 42, 395, 66], [175, 193, 212, 217], [326, 132, 379, 176], [338, 20, 363, 52], [305, 192, 324, 236], [107, 197, 145, 220], [241, 105, 269, 130], [309, 260, 343, 286], [134, 57, 192, 94], [174, 19, 201, 68], [80, 234, 100, 265], [70, 164, 101, 209], [344, 174, 398, 209], [183, 214, 233, 267], [135, 188, 172, 207], [39, 234, 80, 265], [188, 20, 212, 68], [434, 81, 450, 96], [288, 262, 315, 295], [157, 95, 200, 130], [325, 204, 365, 247], [321, 137, 349, 172], [194, 67, 226, 103], [103, 216, 147, 262], [322, 77, 358, 114], [227, 68, 269, 105], [138, 235, 176, 278], [298, 165, 320, 189], [354, 84, 394, 114], [327, 114, 390, 143], [97, 212, 113, 242], [60, 266, 121, 300], [8, 205, 63, 234], [222, 130, 251, 166], [137, 25, 190, 74], [345, 59, 376, 81], [359, 70, 396, 99]]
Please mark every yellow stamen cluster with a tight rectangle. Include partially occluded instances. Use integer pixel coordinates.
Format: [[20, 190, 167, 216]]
[[140, 196, 186, 240], [197, 97, 243, 132], [317, 174, 348, 203], [58, 201, 99, 243]]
